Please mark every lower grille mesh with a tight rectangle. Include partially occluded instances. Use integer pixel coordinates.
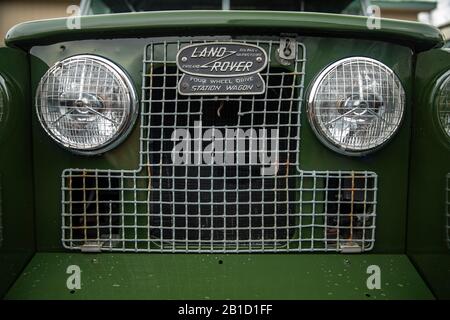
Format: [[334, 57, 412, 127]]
[[61, 38, 378, 253], [62, 170, 377, 252]]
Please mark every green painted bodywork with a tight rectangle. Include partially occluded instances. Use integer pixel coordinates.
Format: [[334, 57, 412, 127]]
[[5, 11, 444, 51], [407, 48, 450, 299], [0, 48, 35, 297], [0, 10, 448, 299], [5, 253, 433, 300]]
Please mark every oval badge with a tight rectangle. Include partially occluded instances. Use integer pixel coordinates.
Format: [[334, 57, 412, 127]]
[[176, 42, 268, 77]]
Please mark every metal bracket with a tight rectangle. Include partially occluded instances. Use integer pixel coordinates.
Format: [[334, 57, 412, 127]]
[[80, 242, 103, 253], [278, 37, 296, 60], [340, 242, 363, 253], [277, 37, 297, 66]]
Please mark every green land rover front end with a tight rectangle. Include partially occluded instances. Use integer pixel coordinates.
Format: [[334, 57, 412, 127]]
[[0, 0, 449, 300]]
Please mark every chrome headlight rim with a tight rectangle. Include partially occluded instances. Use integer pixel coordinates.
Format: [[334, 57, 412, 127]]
[[0, 75, 9, 128], [307, 56, 405, 156], [433, 69, 450, 141], [35, 54, 139, 155]]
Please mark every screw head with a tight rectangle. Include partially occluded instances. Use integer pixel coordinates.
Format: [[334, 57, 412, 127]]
[[256, 57, 263, 63], [75, 100, 84, 108], [181, 57, 188, 62]]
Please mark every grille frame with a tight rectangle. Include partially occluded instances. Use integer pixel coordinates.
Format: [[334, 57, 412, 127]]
[[61, 38, 378, 253]]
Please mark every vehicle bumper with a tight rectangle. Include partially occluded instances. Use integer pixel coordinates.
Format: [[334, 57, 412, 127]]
[[5, 253, 433, 300]]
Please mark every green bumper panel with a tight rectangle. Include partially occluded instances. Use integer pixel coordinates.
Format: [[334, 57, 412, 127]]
[[5, 11, 443, 51], [5, 253, 433, 300]]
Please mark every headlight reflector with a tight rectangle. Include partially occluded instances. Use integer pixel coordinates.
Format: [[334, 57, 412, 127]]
[[36, 55, 138, 154], [436, 72, 450, 138], [308, 57, 405, 155]]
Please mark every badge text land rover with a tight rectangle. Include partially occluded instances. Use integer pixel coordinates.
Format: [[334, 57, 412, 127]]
[[0, 0, 449, 300]]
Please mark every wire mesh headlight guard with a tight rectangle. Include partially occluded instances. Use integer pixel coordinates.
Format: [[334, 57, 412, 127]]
[[35, 55, 138, 155], [307, 57, 405, 156], [434, 70, 450, 140]]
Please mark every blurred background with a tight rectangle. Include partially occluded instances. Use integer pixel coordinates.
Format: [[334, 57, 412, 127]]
[[0, 0, 449, 46], [0, 0, 73, 45]]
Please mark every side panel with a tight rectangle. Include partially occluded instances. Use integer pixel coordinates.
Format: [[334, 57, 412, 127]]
[[0, 47, 34, 297], [408, 48, 450, 299]]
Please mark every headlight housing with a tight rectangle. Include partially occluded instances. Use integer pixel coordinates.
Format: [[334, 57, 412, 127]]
[[36, 55, 138, 154], [308, 57, 405, 155], [435, 71, 450, 139]]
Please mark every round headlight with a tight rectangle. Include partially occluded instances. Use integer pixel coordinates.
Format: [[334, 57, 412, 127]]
[[36, 55, 138, 154], [435, 71, 450, 139], [308, 57, 405, 155]]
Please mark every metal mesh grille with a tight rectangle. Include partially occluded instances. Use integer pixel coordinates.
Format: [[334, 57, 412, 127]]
[[62, 39, 378, 253], [36, 56, 134, 150], [437, 75, 450, 138], [310, 57, 404, 151]]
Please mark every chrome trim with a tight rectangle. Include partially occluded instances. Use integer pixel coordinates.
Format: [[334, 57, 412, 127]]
[[0, 77, 6, 125], [307, 56, 405, 156], [35, 54, 139, 155]]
